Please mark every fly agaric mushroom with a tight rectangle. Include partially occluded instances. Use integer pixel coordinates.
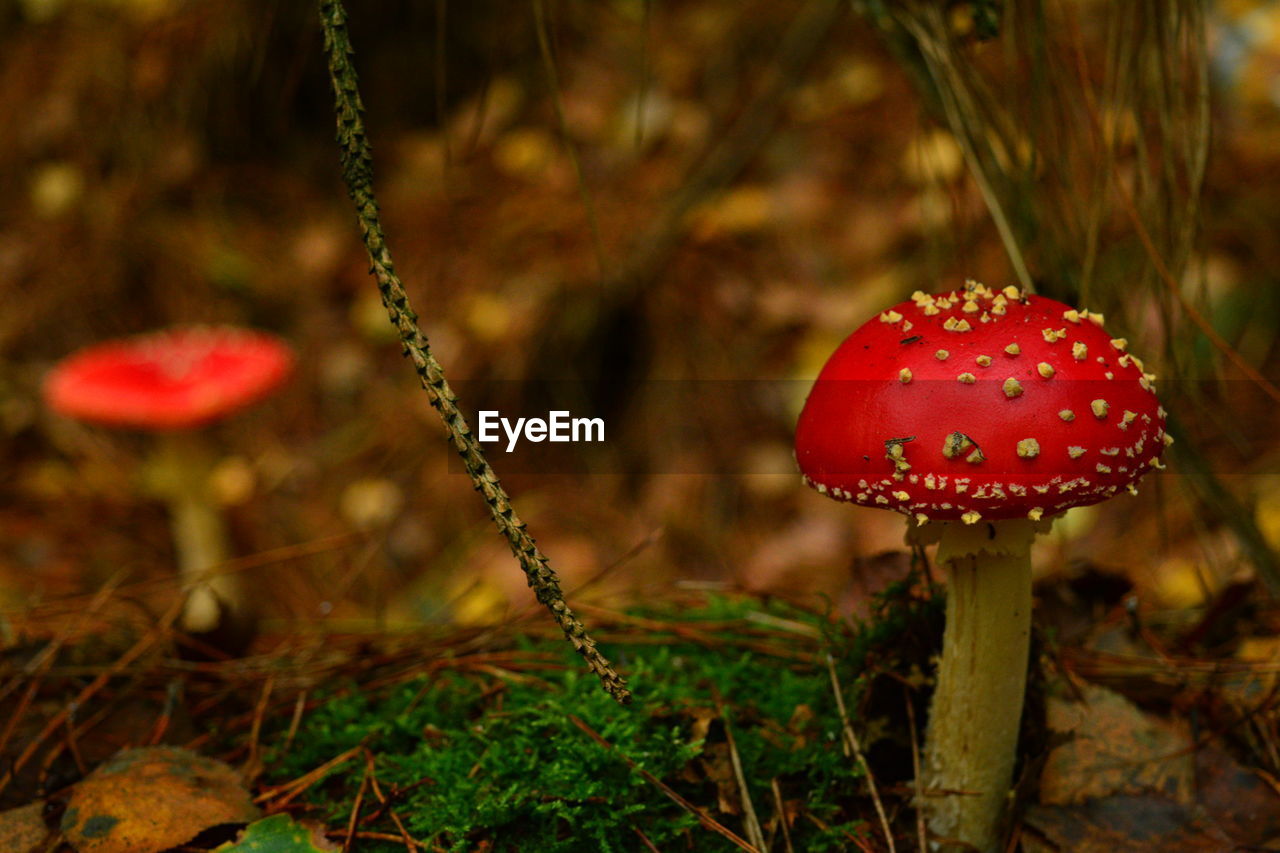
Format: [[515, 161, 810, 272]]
[[795, 281, 1167, 852], [44, 326, 294, 644]]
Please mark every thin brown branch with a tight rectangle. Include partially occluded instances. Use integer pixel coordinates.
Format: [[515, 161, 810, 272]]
[[714, 687, 767, 850], [609, 0, 846, 296], [827, 653, 896, 852], [771, 777, 795, 853], [569, 714, 761, 852], [904, 682, 928, 852]]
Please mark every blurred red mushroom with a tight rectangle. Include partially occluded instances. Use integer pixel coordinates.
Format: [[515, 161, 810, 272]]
[[796, 281, 1168, 851], [43, 326, 294, 646]]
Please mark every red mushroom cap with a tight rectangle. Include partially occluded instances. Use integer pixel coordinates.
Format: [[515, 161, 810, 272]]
[[44, 326, 295, 430], [795, 282, 1168, 522]]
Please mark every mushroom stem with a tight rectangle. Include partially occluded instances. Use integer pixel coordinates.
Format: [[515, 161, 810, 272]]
[[169, 481, 234, 634], [916, 519, 1042, 852], [148, 434, 242, 636]]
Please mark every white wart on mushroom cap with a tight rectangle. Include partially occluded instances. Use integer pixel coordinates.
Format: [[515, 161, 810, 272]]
[[795, 282, 1168, 522]]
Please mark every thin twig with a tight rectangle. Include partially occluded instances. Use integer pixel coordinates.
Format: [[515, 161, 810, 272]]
[[316, 0, 629, 704], [244, 674, 275, 778], [532, 0, 606, 278], [344, 764, 370, 853], [1067, 22, 1280, 407], [631, 825, 662, 853], [253, 743, 364, 806], [634, 0, 652, 147], [569, 714, 760, 852], [0, 598, 166, 798], [327, 831, 438, 847], [1, 641, 153, 795], [365, 749, 423, 852], [282, 690, 308, 757], [893, 7, 1034, 294], [771, 777, 795, 853], [145, 679, 180, 746], [63, 713, 86, 777], [806, 811, 877, 851], [609, 0, 845, 296], [0, 572, 127, 710], [714, 687, 767, 850], [904, 683, 928, 852], [433, 0, 449, 172], [826, 653, 895, 853], [0, 679, 39, 762]]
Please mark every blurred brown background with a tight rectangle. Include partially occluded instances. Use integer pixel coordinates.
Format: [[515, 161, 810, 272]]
[[2, 0, 1279, 639]]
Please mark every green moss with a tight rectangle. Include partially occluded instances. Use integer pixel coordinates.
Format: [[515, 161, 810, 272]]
[[263, 591, 938, 852]]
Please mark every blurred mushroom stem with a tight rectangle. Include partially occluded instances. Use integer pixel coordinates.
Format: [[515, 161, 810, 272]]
[[146, 433, 245, 638], [909, 517, 1050, 852]]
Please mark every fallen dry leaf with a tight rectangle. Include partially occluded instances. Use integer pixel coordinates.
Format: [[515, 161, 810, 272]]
[[0, 802, 50, 853], [1039, 682, 1193, 805], [699, 741, 742, 816], [1028, 681, 1280, 849], [61, 746, 259, 853], [1023, 795, 1233, 853], [1189, 741, 1280, 847]]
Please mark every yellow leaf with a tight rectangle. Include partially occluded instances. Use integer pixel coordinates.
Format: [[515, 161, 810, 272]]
[[1152, 556, 1209, 609], [493, 127, 558, 180], [0, 802, 49, 852], [29, 162, 83, 218], [901, 130, 964, 185], [690, 185, 773, 240], [62, 747, 259, 853]]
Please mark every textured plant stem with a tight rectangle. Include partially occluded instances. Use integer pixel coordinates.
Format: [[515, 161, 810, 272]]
[[317, 0, 630, 704]]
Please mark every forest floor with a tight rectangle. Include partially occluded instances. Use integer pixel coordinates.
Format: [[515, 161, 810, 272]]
[[3, 0, 1280, 850]]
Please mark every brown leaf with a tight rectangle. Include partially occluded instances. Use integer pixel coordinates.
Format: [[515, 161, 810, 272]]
[[699, 742, 741, 816], [1022, 796, 1234, 853], [1039, 683, 1193, 806], [0, 802, 50, 853], [1192, 742, 1280, 847], [1029, 682, 1280, 850], [61, 746, 259, 853], [686, 706, 717, 745]]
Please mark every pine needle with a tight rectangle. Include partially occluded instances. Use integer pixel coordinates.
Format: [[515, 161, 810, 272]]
[[827, 652, 896, 853]]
